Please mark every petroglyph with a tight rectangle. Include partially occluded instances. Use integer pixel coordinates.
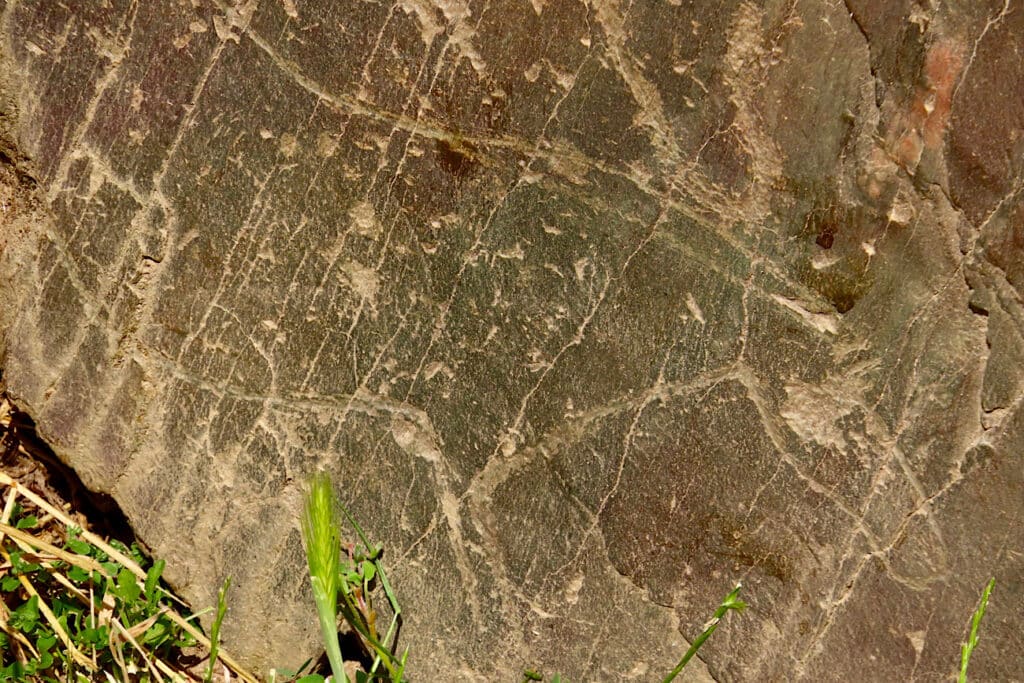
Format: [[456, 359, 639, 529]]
[[0, 0, 1021, 680]]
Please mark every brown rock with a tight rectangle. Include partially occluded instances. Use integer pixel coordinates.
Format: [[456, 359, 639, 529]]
[[1, 1, 1021, 680]]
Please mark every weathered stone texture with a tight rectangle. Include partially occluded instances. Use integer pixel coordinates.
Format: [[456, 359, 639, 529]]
[[1, 0, 1021, 680]]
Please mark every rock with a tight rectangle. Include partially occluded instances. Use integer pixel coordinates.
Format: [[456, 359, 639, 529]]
[[0, 0, 1021, 679]]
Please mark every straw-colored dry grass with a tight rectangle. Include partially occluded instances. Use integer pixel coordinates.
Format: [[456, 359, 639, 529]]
[[0, 398, 257, 683]]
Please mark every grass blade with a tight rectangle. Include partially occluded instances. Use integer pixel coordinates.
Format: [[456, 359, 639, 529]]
[[958, 578, 995, 683], [205, 576, 231, 683]]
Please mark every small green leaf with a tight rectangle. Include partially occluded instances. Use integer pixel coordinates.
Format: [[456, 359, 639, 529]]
[[173, 626, 198, 649], [37, 633, 58, 653], [2, 575, 20, 591], [67, 566, 90, 583], [33, 633, 56, 669], [116, 567, 142, 604], [10, 595, 40, 633], [77, 625, 109, 648], [361, 560, 376, 582], [277, 657, 314, 679], [145, 559, 165, 601], [10, 551, 40, 575], [142, 620, 169, 646], [295, 675, 326, 683], [35, 648, 54, 669], [15, 515, 38, 529], [66, 539, 93, 555]]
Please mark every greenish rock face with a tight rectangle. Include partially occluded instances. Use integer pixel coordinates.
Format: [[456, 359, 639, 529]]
[[1, 0, 1021, 679]]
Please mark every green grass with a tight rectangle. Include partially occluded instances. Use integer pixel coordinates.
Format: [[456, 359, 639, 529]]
[[299, 472, 406, 683], [204, 577, 231, 683], [0, 469, 255, 682], [662, 582, 746, 682], [959, 578, 995, 683], [301, 473, 346, 683], [1, 464, 1001, 683]]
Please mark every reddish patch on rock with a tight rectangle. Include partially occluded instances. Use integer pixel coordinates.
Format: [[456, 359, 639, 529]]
[[887, 40, 963, 174], [921, 42, 962, 148]]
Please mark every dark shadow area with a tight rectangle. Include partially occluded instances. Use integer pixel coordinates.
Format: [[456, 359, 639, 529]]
[[0, 387, 137, 547], [303, 627, 401, 681]]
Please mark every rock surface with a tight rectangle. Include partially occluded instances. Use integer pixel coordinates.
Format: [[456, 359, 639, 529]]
[[1, 0, 1022, 680]]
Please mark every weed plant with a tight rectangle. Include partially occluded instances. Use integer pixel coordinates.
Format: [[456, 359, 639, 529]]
[[0, 469, 257, 682]]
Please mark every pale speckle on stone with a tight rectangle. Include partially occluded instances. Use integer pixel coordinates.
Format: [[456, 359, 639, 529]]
[[685, 293, 705, 325], [771, 295, 839, 335], [348, 200, 382, 239], [340, 259, 380, 305], [278, 133, 298, 157], [280, 0, 299, 19]]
